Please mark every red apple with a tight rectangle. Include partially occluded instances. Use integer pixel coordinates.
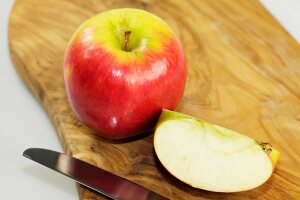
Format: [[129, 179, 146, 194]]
[[63, 8, 187, 139]]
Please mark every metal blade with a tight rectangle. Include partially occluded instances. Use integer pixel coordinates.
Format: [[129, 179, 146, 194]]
[[23, 148, 168, 200]]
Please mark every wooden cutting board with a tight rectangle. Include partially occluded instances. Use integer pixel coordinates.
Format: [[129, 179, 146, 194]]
[[9, 0, 300, 199]]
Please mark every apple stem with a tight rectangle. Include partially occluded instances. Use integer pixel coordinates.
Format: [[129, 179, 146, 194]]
[[124, 30, 131, 52]]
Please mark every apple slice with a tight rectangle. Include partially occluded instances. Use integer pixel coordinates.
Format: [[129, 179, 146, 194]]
[[154, 109, 280, 192]]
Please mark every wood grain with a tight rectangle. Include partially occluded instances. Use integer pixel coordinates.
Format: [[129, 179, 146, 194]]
[[9, 0, 300, 199]]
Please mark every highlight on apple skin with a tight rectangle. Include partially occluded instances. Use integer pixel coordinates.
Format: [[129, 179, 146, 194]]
[[154, 109, 280, 192], [63, 9, 187, 139]]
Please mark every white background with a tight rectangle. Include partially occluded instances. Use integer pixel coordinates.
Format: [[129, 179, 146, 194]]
[[0, 0, 299, 199]]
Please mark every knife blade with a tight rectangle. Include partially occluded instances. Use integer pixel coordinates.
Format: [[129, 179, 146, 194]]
[[23, 148, 168, 200]]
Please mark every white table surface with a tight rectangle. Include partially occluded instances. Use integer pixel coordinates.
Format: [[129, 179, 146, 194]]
[[0, 0, 299, 199]]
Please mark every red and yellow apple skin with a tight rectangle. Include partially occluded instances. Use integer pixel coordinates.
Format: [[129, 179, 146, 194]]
[[63, 8, 187, 139]]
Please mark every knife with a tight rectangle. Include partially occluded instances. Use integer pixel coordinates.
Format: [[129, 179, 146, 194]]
[[23, 148, 168, 200]]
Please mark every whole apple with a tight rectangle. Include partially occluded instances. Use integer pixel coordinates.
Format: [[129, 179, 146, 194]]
[[63, 8, 186, 139]]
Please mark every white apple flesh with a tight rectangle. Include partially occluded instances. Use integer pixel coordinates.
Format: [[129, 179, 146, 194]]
[[154, 109, 280, 192]]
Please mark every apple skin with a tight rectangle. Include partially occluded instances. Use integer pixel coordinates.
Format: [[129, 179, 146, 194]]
[[63, 9, 187, 139]]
